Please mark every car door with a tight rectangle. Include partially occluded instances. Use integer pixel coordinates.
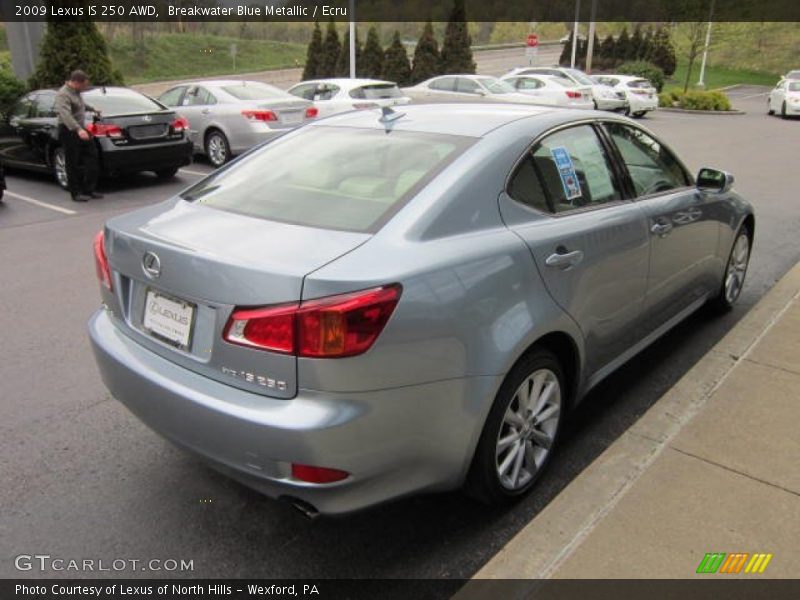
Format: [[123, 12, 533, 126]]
[[769, 81, 785, 112], [157, 86, 187, 109], [500, 123, 651, 380], [27, 92, 58, 165], [0, 94, 38, 167], [601, 121, 720, 331], [181, 86, 217, 149]]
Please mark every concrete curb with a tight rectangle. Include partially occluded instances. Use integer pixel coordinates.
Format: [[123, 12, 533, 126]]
[[659, 107, 746, 116], [455, 262, 800, 589]]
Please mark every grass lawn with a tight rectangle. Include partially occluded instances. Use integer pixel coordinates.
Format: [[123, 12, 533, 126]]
[[664, 60, 779, 93], [109, 33, 306, 84]]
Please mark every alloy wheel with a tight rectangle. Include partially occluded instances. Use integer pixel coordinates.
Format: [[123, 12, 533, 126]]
[[724, 233, 749, 305], [206, 133, 228, 167], [53, 148, 69, 190], [495, 368, 561, 491]]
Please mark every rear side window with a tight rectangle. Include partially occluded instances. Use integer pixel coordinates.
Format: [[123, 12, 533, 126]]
[[604, 122, 690, 196], [456, 78, 481, 93], [181, 127, 474, 232], [184, 87, 216, 106], [508, 125, 623, 214], [32, 93, 56, 118], [85, 91, 166, 114]]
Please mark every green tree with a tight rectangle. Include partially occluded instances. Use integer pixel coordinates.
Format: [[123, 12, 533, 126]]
[[629, 26, 644, 61], [360, 26, 384, 79], [411, 21, 441, 84], [649, 27, 677, 77], [382, 31, 411, 86], [615, 27, 631, 65], [439, 0, 475, 74], [29, 12, 122, 88], [559, 31, 574, 66], [599, 34, 617, 64], [318, 20, 341, 78], [336, 29, 361, 77], [302, 22, 323, 80], [0, 67, 26, 115]]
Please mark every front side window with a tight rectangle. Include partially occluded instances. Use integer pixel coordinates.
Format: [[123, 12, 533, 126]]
[[456, 78, 481, 94], [515, 78, 543, 90], [184, 87, 216, 106], [32, 93, 56, 118], [429, 77, 456, 91], [11, 96, 34, 119], [604, 122, 690, 197], [181, 127, 473, 232], [158, 87, 185, 107], [508, 125, 622, 214]]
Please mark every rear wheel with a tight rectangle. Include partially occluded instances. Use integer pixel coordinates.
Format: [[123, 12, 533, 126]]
[[632, 110, 646, 118], [52, 147, 69, 190], [155, 167, 179, 179], [204, 130, 230, 168], [465, 348, 564, 505], [767, 98, 774, 115], [709, 225, 751, 313]]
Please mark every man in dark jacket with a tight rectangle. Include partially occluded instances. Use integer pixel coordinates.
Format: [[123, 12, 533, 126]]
[[54, 70, 103, 202]]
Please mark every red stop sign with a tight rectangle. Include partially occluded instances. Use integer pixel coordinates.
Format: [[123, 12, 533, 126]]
[[526, 34, 539, 47]]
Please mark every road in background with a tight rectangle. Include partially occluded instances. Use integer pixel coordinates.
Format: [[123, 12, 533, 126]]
[[132, 44, 565, 96], [1, 90, 798, 581]]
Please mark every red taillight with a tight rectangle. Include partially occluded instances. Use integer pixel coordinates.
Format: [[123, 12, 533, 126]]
[[242, 109, 277, 122], [171, 116, 189, 132], [305, 106, 319, 118], [291, 463, 349, 484], [565, 90, 582, 99], [86, 122, 123, 138], [223, 284, 402, 358], [93, 230, 112, 291]]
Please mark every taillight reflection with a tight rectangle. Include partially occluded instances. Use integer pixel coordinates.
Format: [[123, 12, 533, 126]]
[[93, 230, 112, 291], [223, 284, 402, 358]]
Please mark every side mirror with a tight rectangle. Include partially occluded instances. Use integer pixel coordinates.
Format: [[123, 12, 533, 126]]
[[697, 167, 734, 193]]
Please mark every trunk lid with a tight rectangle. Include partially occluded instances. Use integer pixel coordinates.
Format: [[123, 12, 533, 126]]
[[104, 198, 370, 398], [93, 110, 182, 146]]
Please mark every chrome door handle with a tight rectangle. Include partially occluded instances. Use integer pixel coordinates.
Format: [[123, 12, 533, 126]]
[[651, 222, 673, 237], [545, 249, 584, 270]]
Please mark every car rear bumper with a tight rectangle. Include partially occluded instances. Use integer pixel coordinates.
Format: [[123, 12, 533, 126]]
[[595, 97, 628, 111], [99, 138, 193, 173], [88, 308, 500, 514], [628, 95, 659, 112]]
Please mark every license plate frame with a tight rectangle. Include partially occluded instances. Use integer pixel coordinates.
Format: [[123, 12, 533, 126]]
[[142, 288, 196, 350], [281, 111, 303, 125]]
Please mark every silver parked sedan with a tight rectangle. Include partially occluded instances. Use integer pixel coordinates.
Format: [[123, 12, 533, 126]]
[[158, 80, 317, 167], [89, 104, 754, 515]]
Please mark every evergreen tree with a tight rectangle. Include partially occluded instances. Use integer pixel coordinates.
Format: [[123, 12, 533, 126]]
[[382, 31, 412, 86], [360, 26, 384, 79], [640, 27, 655, 62], [439, 0, 475, 74], [558, 31, 574, 67], [411, 21, 440, 84], [599, 34, 616, 62], [29, 13, 122, 88], [302, 22, 323, 80], [336, 29, 362, 77], [615, 27, 632, 65], [319, 20, 341, 78], [650, 27, 677, 77], [629, 26, 644, 61]]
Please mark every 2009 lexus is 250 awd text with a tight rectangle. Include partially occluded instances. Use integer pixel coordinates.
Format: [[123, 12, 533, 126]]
[[89, 103, 753, 516]]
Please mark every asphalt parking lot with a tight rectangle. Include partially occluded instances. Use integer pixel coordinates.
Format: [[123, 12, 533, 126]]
[[1, 88, 798, 580]]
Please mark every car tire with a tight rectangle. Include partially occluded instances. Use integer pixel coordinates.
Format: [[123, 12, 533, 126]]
[[767, 99, 774, 115], [465, 347, 565, 506], [155, 167, 179, 179], [52, 147, 69, 190], [709, 225, 751, 313], [593, 100, 598, 110], [204, 130, 230, 168], [632, 111, 646, 118], [781, 102, 788, 119]]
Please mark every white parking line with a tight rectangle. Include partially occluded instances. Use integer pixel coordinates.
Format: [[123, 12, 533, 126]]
[[736, 92, 769, 100], [4, 190, 77, 215], [179, 168, 211, 177]]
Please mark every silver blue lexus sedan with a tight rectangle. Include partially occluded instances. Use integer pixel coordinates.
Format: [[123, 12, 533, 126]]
[[89, 103, 754, 516]]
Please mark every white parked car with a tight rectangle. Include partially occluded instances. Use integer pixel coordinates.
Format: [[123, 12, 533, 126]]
[[591, 75, 659, 118], [768, 78, 800, 118], [504, 66, 628, 112], [286, 78, 410, 118], [403, 74, 556, 107], [783, 69, 800, 80], [500, 74, 594, 109]]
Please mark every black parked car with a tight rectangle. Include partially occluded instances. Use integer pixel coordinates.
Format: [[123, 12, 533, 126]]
[[0, 87, 193, 189]]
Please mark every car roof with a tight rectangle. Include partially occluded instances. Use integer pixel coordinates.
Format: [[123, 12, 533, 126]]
[[293, 78, 395, 88], [309, 102, 557, 137], [83, 87, 147, 97]]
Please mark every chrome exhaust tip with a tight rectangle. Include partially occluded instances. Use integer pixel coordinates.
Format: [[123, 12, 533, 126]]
[[279, 496, 319, 520]]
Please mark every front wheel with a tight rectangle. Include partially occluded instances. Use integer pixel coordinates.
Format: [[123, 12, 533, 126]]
[[709, 226, 751, 313], [781, 102, 788, 119], [155, 167, 179, 179], [52, 147, 69, 190], [204, 130, 230, 168], [465, 348, 565, 505], [632, 110, 646, 118], [767, 99, 774, 115]]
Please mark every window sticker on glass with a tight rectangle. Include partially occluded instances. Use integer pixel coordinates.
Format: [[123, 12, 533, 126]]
[[550, 147, 582, 201]]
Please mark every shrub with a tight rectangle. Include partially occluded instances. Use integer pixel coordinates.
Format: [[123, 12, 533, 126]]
[[659, 89, 732, 111], [0, 66, 26, 116], [617, 61, 665, 92]]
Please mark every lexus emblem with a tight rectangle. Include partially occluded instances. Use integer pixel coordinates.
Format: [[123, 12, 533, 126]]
[[142, 115, 152, 122], [142, 251, 161, 279]]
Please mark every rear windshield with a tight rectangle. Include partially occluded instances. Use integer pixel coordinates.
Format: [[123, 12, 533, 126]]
[[221, 82, 287, 100], [627, 79, 652, 89], [181, 126, 473, 232], [349, 84, 403, 99], [84, 91, 165, 114]]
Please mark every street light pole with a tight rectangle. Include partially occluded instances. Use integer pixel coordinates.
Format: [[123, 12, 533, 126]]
[[585, 0, 598, 74], [697, 0, 715, 88], [349, 0, 356, 78], [570, 0, 581, 68]]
